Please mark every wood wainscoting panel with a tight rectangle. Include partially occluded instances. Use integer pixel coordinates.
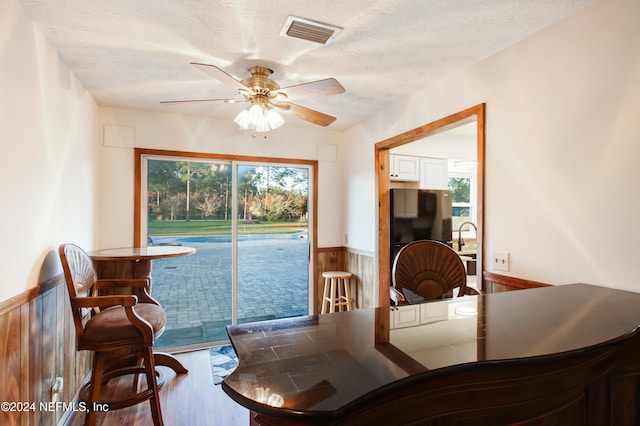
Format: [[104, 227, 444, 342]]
[[317, 247, 346, 272], [483, 271, 552, 292], [0, 305, 22, 426], [0, 276, 90, 426], [347, 249, 375, 309]]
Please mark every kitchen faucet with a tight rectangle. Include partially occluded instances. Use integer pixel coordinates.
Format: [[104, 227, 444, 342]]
[[457, 221, 477, 252]]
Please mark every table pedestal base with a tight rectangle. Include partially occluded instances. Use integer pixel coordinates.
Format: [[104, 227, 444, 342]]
[[153, 351, 188, 374]]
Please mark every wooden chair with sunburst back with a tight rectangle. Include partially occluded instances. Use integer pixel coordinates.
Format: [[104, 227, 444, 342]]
[[392, 240, 480, 303], [59, 243, 166, 426]]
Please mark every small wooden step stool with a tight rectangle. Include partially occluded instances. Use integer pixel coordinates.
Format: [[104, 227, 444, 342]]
[[321, 271, 353, 314]]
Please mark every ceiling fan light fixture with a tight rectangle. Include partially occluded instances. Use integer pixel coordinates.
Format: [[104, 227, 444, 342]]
[[266, 107, 285, 129], [234, 103, 284, 133], [233, 106, 253, 129]]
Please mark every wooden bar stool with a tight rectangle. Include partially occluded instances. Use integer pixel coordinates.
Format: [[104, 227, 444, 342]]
[[321, 271, 353, 313]]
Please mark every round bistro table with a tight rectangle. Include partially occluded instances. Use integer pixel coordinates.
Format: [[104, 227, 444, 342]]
[[88, 245, 196, 377]]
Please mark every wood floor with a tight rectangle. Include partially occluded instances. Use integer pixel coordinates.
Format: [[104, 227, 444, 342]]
[[67, 349, 249, 426]]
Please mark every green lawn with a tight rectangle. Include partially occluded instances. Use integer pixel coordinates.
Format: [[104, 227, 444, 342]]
[[148, 219, 307, 236]]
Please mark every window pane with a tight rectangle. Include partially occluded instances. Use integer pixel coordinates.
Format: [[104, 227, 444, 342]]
[[147, 159, 233, 348], [237, 165, 309, 326], [452, 205, 471, 231], [452, 206, 470, 217], [448, 177, 470, 203]]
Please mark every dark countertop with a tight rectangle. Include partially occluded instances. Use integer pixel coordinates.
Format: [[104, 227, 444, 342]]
[[222, 284, 640, 420]]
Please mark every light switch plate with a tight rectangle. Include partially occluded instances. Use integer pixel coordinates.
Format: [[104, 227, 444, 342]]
[[492, 251, 510, 272]]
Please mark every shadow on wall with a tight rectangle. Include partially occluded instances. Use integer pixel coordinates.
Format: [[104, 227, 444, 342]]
[[38, 249, 63, 285]]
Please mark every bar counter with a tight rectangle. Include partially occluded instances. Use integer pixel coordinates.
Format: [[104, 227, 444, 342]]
[[223, 284, 640, 425]]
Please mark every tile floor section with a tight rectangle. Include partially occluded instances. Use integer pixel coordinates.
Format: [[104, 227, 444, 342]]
[[151, 234, 309, 348]]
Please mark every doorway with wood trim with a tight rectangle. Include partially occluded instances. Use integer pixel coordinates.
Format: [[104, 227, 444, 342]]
[[375, 104, 486, 306]]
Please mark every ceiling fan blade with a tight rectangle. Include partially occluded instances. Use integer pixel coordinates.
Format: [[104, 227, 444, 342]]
[[277, 78, 345, 101], [160, 98, 247, 104], [274, 102, 337, 127], [190, 62, 252, 93]]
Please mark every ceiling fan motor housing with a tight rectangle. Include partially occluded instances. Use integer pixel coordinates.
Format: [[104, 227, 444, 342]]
[[241, 66, 281, 97]]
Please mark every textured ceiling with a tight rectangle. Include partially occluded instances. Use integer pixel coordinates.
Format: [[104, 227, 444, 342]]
[[18, 0, 594, 130]]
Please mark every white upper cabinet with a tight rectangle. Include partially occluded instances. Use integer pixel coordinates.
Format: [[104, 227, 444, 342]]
[[419, 157, 448, 190], [389, 154, 449, 189], [390, 155, 420, 181]]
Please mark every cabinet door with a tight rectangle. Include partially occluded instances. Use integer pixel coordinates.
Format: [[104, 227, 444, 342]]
[[420, 301, 448, 324], [391, 305, 420, 329], [419, 157, 448, 189], [391, 155, 420, 181]]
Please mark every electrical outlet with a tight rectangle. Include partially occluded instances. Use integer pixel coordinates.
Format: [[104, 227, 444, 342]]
[[492, 251, 510, 272]]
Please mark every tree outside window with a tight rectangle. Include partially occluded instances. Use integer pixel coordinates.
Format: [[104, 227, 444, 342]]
[[449, 176, 471, 231]]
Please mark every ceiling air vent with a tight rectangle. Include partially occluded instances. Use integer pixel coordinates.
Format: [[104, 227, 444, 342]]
[[280, 16, 343, 46]]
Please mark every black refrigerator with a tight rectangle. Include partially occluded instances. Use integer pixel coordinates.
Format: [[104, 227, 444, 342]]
[[390, 189, 453, 263]]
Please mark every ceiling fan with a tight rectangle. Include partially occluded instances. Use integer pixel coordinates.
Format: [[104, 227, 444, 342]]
[[161, 63, 345, 132]]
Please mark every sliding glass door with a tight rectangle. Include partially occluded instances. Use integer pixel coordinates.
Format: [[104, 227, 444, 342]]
[[140, 154, 313, 349], [236, 164, 310, 325]]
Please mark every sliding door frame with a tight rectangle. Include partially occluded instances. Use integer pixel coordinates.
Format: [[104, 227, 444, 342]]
[[133, 148, 319, 314]]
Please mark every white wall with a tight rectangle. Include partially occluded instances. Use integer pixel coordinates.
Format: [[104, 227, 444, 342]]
[[97, 107, 344, 249], [0, 0, 99, 301], [344, 0, 640, 292], [390, 129, 476, 161]]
